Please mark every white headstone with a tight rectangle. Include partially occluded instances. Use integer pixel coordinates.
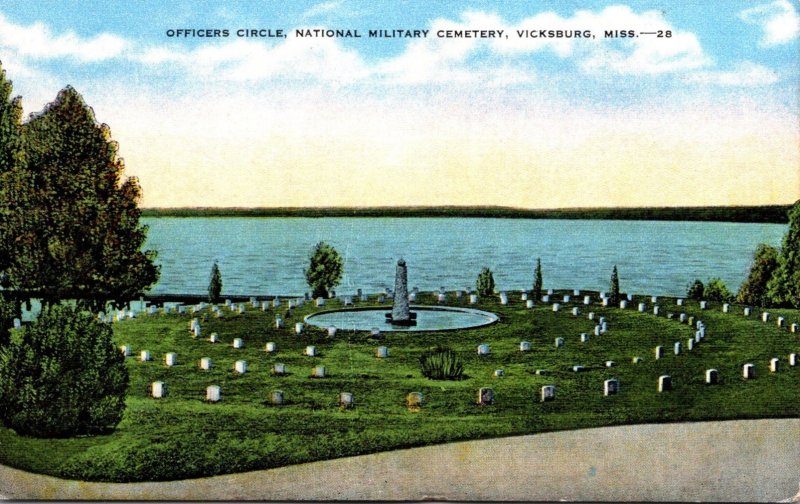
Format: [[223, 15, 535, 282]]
[[573, 289, 580, 296], [605, 360, 616, 367], [272, 362, 286, 375], [658, 375, 672, 392], [602, 297, 610, 307], [190, 318, 199, 331], [555, 337, 564, 348], [541, 385, 555, 402], [305, 345, 317, 357], [743, 307, 751, 316], [406, 392, 424, 411], [339, 392, 354, 409], [311, 365, 326, 378], [151, 381, 165, 399], [588, 312, 595, 320], [193, 325, 202, 338], [677, 298, 684, 306], [343, 296, 353, 306], [234, 360, 247, 374], [722, 303, 730, 313], [261, 301, 269, 311], [547, 289, 554, 295], [571, 307, 580, 316], [619, 300, 628, 309], [316, 297, 325, 307], [651, 296, 658, 303], [687, 338, 694, 351], [519, 341, 531, 352], [165, 352, 177, 366], [679, 313, 687, 323], [120, 345, 132, 357], [526, 299, 534, 309], [583, 295, 591, 305], [654, 346, 663, 360], [789, 353, 798, 366], [469, 294, 478, 304], [700, 301, 707, 310], [674, 341, 681, 355], [632, 356, 643, 364], [572, 365, 584, 372], [542, 295, 550, 303], [408, 292, 417, 302], [270, 390, 284, 405], [209, 332, 219, 343], [705, 369, 719, 384], [370, 327, 381, 338], [499, 292, 508, 305], [761, 312, 770, 323], [232, 338, 244, 349], [790, 323, 798, 333], [604, 379, 620, 396], [581, 333, 590, 343], [638, 303, 646, 312], [552, 303, 560, 312], [494, 369, 505, 378], [770, 358, 779, 373], [535, 369, 547, 375], [327, 326, 337, 338], [477, 344, 490, 355], [206, 385, 220, 402], [140, 350, 151, 362], [653, 306, 660, 316], [594, 325, 601, 337], [200, 357, 212, 370], [776, 317, 785, 328], [265, 342, 277, 353], [295, 322, 304, 335], [563, 295, 571, 303], [238, 304, 245, 314], [375, 346, 389, 358], [742, 363, 755, 379]]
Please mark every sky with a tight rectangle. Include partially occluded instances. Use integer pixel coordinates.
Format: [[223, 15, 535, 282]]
[[0, 0, 798, 208]]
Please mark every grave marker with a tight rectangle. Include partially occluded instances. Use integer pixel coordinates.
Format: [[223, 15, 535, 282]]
[[375, 346, 389, 358], [295, 322, 304, 335], [265, 342, 276, 353], [789, 353, 797, 366], [654, 346, 664, 360], [761, 312, 770, 323], [572, 365, 585, 372], [540, 385, 555, 402], [469, 294, 478, 304], [233, 338, 244, 349], [581, 333, 590, 343], [200, 357, 212, 370], [605, 360, 616, 367], [477, 387, 494, 405], [494, 369, 505, 378], [555, 337, 564, 348], [209, 333, 219, 343], [406, 392, 424, 412], [705, 369, 719, 384], [477, 344, 490, 355], [327, 326, 338, 338], [140, 350, 151, 362], [119, 345, 132, 357], [770, 358, 779, 373], [311, 365, 326, 378], [744, 307, 751, 316], [305, 345, 317, 357], [206, 385, 221, 402], [526, 299, 535, 309], [234, 360, 247, 374], [552, 302, 560, 312], [339, 392, 354, 410], [272, 363, 286, 376], [658, 375, 672, 392], [572, 307, 580, 316], [604, 379, 620, 396], [743, 363, 755, 379], [584, 295, 592, 305], [270, 390, 284, 405], [723, 303, 730, 313], [520, 341, 531, 352], [674, 341, 682, 355], [165, 353, 177, 366], [151, 381, 165, 399]]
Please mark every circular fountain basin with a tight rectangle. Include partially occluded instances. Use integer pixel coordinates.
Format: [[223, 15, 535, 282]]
[[304, 305, 499, 332]]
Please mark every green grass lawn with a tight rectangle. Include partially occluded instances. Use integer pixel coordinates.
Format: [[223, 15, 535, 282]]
[[0, 292, 798, 482]]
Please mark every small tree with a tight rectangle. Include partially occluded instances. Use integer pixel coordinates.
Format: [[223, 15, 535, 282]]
[[737, 244, 778, 307], [687, 279, 705, 300], [476, 267, 495, 296], [208, 262, 222, 304], [766, 200, 800, 307], [304, 242, 343, 299], [609, 265, 620, 305], [532, 258, 543, 300], [0, 294, 17, 347], [704, 277, 733, 302], [0, 304, 128, 437]]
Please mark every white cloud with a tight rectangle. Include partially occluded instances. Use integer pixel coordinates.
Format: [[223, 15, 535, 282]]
[[738, 0, 800, 46], [0, 12, 128, 62], [302, 1, 343, 19], [684, 61, 780, 87]]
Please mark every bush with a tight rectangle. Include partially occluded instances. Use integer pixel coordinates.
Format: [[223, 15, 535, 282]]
[[687, 279, 704, 300], [304, 242, 344, 299], [704, 277, 733, 302], [476, 267, 495, 296], [0, 304, 128, 437], [0, 294, 17, 347], [208, 262, 222, 304], [420, 346, 463, 380], [737, 244, 779, 307]]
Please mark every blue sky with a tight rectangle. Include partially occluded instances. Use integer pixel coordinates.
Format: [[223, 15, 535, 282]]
[[0, 1, 798, 207]]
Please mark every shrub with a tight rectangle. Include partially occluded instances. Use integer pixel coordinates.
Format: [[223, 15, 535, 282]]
[[420, 346, 463, 380], [737, 244, 779, 307], [304, 242, 344, 299], [0, 294, 17, 347], [704, 277, 733, 302], [532, 258, 543, 300], [609, 265, 620, 305], [0, 304, 128, 437], [208, 262, 222, 304], [687, 279, 704, 300], [476, 267, 495, 296]]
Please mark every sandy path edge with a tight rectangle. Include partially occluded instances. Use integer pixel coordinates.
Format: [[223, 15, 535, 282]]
[[0, 418, 798, 501]]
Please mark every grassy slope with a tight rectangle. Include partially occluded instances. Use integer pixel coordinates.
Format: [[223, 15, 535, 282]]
[[0, 292, 797, 482]]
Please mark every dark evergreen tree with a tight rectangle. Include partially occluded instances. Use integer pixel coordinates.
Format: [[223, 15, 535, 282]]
[[609, 265, 620, 305], [304, 242, 343, 299], [766, 200, 800, 307], [6, 86, 158, 311], [208, 262, 222, 303], [687, 279, 705, 300], [476, 267, 495, 296], [736, 244, 779, 307], [0, 304, 128, 437], [704, 277, 733, 302], [532, 258, 543, 300]]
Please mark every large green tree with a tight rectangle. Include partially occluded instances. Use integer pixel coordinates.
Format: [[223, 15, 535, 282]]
[[3, 86, 158, 311], [766, 200, 800, 307], [736, 244, 779, 307], [304, 242, 343, 299]]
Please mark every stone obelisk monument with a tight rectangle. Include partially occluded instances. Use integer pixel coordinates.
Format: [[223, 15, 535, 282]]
[[389, 258, 414, 325]]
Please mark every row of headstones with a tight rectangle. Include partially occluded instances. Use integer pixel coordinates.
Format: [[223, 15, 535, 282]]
[[150, 384, 425, 411], [123, 344, 391, 367]]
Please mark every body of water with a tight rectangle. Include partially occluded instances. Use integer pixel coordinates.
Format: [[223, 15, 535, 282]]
[[142, 217, 786, 298]]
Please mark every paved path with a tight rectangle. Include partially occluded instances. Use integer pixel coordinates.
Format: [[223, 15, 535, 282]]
[[0, 419, 798, 501]]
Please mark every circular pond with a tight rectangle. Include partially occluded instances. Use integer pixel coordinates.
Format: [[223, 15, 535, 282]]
[[304, 305, 499, 332]]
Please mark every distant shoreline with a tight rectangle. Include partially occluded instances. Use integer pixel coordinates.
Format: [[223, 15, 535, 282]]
[[141, 205, 792, 224]]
